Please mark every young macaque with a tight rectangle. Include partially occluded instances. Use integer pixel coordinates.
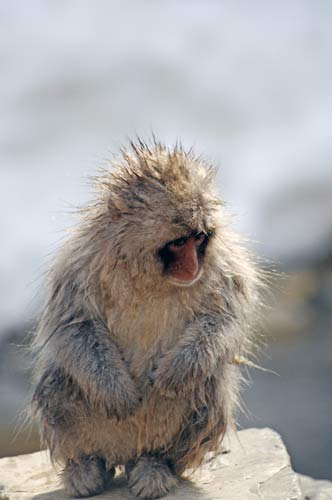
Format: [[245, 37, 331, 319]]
[[31, 140, 260, 499]]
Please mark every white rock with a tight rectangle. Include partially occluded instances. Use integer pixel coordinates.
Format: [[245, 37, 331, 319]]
[[298, 474, 332, 500], [0, 428, 302, 500]]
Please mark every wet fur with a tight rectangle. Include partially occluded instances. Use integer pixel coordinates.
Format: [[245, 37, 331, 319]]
[[30, 140, 261, 497]]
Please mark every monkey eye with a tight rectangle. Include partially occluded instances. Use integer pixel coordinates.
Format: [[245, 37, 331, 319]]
[[195, 232, 207, 245], [169, 236, 187, 248]]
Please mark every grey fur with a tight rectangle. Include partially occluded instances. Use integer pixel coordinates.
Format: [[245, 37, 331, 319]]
[[127, 457, 178, 500], [61, 456, 114, 498], [30, 139, 261, 499]]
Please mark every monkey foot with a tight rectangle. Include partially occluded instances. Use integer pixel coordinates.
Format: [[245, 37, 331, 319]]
[[61, 456, 115, 498], [127, 456, 178, 500]]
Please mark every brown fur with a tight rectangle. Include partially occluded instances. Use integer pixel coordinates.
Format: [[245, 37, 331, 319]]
[[30, 139, 261, 498]]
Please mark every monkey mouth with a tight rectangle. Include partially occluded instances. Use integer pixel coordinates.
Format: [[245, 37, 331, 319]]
[[168, 268, 203, 287]]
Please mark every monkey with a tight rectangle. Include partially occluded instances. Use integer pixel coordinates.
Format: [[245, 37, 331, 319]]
[[30, 139, 261, 499]]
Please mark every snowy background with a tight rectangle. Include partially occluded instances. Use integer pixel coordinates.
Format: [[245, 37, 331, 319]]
[[0, 1, 331, 479]]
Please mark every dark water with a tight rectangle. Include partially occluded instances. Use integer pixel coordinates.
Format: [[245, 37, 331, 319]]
[[239, 313, 332, 480]]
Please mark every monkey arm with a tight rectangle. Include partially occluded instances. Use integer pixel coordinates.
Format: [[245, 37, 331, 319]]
[[50, 320, 141, 419], [152, 314, 232, 396]]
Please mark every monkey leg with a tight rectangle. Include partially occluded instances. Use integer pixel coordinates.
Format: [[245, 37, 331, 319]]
[[61, 455, 115, 498], [126, 456, 178, 500], [32, 364, 116, 497], [165, 373, 230, 475]]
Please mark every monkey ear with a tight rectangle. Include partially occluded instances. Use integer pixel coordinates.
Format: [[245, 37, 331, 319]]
[[110, 212, 121, 222], [108, 195, 129, 222]]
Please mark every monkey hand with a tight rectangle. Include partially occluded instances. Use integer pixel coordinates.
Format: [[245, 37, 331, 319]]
[[51, 321, 143, 420], [150, 343, 217, 397], [88, 367, 142, 420]]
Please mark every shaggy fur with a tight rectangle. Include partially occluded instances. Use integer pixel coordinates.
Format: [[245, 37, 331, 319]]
[[62, 457, 114, 498], [31, 139, 261, 498], [126, 457, 178, 500]]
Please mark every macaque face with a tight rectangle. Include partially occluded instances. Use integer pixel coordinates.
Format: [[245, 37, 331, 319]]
[[158, 231, 212, 287]]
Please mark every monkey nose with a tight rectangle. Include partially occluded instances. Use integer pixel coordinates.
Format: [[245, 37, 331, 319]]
[[182, 246, 199, 277], [185, 255, 199, 276]]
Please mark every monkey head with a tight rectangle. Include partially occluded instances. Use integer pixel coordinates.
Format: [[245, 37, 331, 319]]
[[97, 141, 223, 288]]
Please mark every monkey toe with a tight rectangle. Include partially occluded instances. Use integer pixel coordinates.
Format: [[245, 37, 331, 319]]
[[127, 457, 178, 500], [61, 456, 114, 498]]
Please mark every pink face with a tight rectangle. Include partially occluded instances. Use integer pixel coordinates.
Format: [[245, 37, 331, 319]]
[[158, 232, 211, 286]]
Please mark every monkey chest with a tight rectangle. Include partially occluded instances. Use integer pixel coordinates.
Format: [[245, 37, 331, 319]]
[[105, 299, 188, 378]]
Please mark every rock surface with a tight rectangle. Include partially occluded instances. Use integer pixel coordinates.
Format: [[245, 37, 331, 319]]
[[0, 428, 303, 500], [298, 474, 332, 500]]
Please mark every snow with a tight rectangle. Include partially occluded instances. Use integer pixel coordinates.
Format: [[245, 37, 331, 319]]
[[0, 0, 332, 332]]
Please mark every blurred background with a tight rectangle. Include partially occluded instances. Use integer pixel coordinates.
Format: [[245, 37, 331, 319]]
[[0, 0, 331, 480]]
